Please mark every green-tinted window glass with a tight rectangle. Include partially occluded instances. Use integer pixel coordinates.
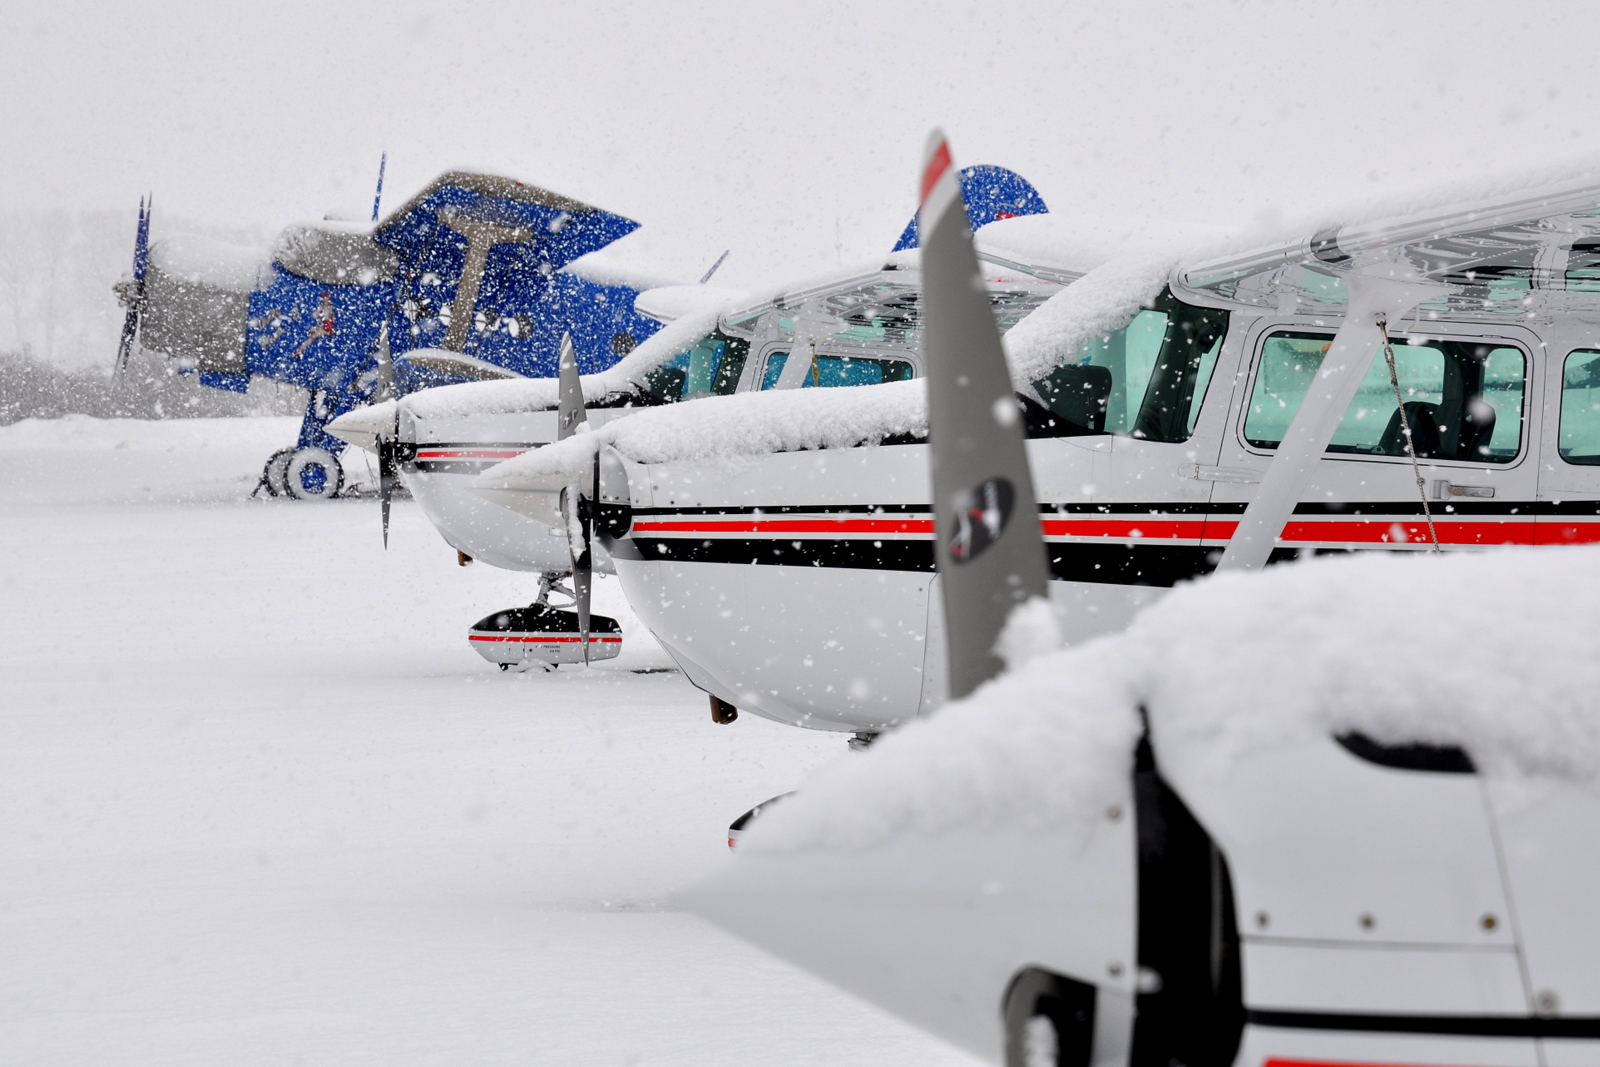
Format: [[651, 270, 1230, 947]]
[[1245, 330, 1524, 462], [759, 352, 915, 390], [640, 331, 749, 403], [1559, 349, 1600, 464], [1027, 290, 1229, 443]]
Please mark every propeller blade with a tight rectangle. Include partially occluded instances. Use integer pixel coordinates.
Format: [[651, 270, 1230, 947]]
[[376, 323, 397, 548], [919, 129, 1050, 701], [580, 448, 601, 663], [574, 543, 592, 665], [556, 333, 583, 441], [379, 435, 396, 548], [115, 308, 139, 376], [555, 332, 593, 661], [114, 196, 150, 377], [133, 195, 151, 282]]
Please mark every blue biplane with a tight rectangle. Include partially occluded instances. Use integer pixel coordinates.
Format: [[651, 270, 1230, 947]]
[[115, 171, 669, 498], [115, 164, 1048, 499]]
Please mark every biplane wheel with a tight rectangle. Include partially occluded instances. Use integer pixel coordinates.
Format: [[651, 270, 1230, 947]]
[[284, 447, 344, 501], [262, 448, 295, 497]]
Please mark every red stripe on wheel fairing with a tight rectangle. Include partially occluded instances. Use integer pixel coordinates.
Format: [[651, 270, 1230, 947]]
[[468, 635, 622, 643]]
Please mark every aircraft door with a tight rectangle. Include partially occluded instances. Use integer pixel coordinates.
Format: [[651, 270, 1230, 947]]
[[1209, 320, 1542, 558], [1026, 292, 1235, 645], [1534, 336, 1600, 544], [1480, 779, 1600, 1065]]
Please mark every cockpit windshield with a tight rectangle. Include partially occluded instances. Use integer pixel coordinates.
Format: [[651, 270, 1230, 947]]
[[1025, 290, 1229, 443], [641, 330, 750, 403]]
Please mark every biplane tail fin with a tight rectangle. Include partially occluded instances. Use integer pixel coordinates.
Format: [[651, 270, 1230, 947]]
[[891, 163, 1048, 252]]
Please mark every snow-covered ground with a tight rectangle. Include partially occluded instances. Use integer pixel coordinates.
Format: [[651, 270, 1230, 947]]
[[0, 416, 980, 1066]]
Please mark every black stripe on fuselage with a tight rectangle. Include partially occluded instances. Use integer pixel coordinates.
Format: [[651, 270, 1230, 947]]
[[410, 461, 500, 475], [628, 499, 1554, 517], [1246, 1007, 1600, 1039], [605, 535, 1300, 587]]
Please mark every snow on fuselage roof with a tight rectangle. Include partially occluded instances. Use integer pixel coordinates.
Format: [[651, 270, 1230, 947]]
[[477, 166, 1600, 487], [379, 239, 1077, 430], [148, 233, 274, 292]]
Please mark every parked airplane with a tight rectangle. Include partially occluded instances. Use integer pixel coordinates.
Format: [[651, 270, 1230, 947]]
[[329, 166, 1056, 667], [683, 133, 1600, 1067], [473, 157, 1600, 740], [113, 170, 669, 498]]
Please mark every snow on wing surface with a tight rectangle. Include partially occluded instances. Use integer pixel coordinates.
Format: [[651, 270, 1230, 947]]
[[471, 249, 1176, 486], [325, 303, 741, 456], [474, 377, 929, 491], [743, 544, 1600, 855]]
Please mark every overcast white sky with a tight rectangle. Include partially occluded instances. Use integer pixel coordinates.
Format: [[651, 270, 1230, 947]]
[[3, 0, 1599, 290]]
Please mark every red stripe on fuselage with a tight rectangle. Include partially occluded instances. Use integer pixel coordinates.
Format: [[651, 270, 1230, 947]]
[[1204, 518, 1539, 546], [416, 449, 527, 460], [469, 635, 622, 643], [632, 513, 1573, 549], [1263, 1060, 1477, 1067], [1535, 521, 1600, 544], [632, 518, 934, 536]]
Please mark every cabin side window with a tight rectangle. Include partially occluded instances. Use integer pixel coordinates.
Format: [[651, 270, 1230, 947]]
[[641, 331, 749, 403], [758, 351, 915, 390], [1025, 291, 1229, 443], [1558, 349, 1600, 464], [1243, 331, 1525, 463]]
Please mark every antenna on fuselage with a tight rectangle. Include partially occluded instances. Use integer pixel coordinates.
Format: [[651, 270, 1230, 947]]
[[699, 249, 730, 284], [919, 130, 1051, 701], [371, 152, 387, 223]]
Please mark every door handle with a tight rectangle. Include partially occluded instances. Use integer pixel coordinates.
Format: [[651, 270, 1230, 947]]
[[1179, 464, 1262, 484], [1433, 480, 1494, 499]]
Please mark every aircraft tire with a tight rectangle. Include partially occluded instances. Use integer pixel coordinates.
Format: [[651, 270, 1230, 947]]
[[262, 448, 296, 497], [284, 447, 344, 501]]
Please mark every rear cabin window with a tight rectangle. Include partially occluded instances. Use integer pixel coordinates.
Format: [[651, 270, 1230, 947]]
[[1025, 290, 1229, 443], [758, 351, 915, 390], [1558, 349, 1600, 464], [641, 330, 749, 403], [1243, 331, 1525, 462], [1566, 243, 1600, 291]]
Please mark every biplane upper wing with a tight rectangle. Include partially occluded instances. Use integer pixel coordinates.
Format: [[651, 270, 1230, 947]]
[[372, 171, 640, 272]]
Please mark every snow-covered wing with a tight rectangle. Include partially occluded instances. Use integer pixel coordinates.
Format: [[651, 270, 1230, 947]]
[[1179, 178, 1600, 316]]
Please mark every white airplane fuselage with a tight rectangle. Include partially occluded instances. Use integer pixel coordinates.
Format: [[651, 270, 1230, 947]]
[[383, 262, 1064, 578], [605, 290, 1600, 733], [397, 407, 630, 572]]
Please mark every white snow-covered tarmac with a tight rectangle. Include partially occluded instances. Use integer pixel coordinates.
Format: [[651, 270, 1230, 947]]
[[0, 417, 979, 1066]]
